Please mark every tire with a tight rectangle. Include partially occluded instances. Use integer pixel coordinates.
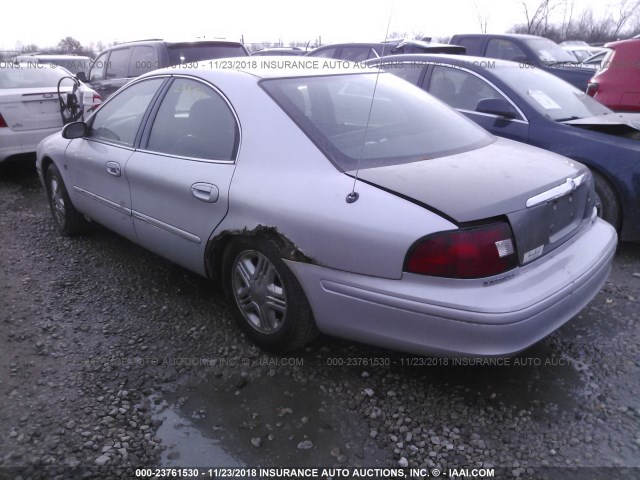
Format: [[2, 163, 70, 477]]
[[45, 164, 87, 236], [222, 236, 318, 353], [592, 171, 621, 232]]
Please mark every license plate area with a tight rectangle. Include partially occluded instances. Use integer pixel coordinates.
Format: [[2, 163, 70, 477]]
[[548, 189, 585, 243]]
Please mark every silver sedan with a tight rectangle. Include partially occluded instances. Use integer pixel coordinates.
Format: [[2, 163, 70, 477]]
[[36, 59, 617, 356]]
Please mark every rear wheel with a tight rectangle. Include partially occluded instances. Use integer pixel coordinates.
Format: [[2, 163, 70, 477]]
[[592, 171, 621, 232], [222, 236, 318, 352], [45, 164, 87, 236]]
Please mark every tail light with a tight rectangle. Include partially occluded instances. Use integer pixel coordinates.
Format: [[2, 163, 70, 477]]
[[405, 222, 517, 279], [586, 82, 599, 97], [0, 113, 7, 128]]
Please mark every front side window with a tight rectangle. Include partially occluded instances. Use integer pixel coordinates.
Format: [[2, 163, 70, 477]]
[[146, 78, 238, 160], [89, 52, 108, 82], [89, 78, 164, 146], [428, 65, 505, 112], [262, 72, 493, 171]]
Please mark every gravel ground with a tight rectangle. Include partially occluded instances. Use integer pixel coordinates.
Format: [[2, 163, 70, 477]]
[[1, 160, 639, 480]]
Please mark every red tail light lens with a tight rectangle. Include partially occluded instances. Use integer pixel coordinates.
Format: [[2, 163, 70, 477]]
[[586, 82, 599, 97], [405, 222, 517, 279], [0, 113, 7, 128]]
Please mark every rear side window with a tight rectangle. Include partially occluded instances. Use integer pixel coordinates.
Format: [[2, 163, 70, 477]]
[[166, 44, 247, 64], [341, 47, 378, 62], [455, 37, 484, 55], [428, 65, 506, 113], [262, 73, 493, 171], [307, 47, 339, 59], [89, 78, 164, 146], [146, 78, 238, 160], [105, 48, 132, 79], [486, 39, 527, 62], [381, 62, 425, 85], [129, 46, 159, 76]]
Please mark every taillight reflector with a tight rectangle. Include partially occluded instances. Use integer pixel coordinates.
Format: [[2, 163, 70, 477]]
[[405, 222, 518, 279], [0, 113, 7, 128]]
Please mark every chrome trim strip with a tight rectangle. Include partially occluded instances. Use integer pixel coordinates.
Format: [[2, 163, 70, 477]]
[[526, 174, 586, 208], [72, 186, 131, 215], [132, 211, 201, 244], [135, 148, 236, 164]]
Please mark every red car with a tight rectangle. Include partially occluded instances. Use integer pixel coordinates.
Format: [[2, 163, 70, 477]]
[[587, 38, 640, 112]]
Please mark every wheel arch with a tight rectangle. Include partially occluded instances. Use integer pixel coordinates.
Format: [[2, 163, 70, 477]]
[[204, 225, 317, 283]]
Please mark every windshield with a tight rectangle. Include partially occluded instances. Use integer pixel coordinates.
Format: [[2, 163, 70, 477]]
[[0, 64, 75, 89], [498, 66, 611, 121], [261, 73, 493, 171], [525, 38, 576, 64]]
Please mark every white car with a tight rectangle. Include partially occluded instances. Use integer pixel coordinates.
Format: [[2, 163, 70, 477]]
[[0, 63, 101, 163]]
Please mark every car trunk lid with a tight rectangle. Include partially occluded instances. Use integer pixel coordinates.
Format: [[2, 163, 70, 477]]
[[0, 88, 69, 131], [353, 137, 594, 265]]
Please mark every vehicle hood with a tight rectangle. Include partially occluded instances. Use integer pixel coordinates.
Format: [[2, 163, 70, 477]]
[[352, 137, 588, 223], [563, 112, 640, 130]]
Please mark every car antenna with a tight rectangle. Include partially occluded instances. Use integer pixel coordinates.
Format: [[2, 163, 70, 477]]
[[346, 0, 395, 204]]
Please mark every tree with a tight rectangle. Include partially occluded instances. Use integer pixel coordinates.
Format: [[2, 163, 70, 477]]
[[57, 37, 82, 53], [520, 0, 562, 35], [612, 0, 640, 38], [21, 44, 39, 53], [473, 0, 490, 33]]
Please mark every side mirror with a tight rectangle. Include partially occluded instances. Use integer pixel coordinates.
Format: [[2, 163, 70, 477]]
[[476, 98, 517, 119], [76, 71, 87, 82], [62, 121, 88, 139]]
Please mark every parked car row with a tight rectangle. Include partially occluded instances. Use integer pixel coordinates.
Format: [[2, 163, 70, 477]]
[[2, 30, 636, 356]]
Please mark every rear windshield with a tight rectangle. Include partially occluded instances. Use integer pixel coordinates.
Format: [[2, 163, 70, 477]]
[[167, 43, 247, 64], [0, 64, 75, 89], [261, 73, 493, 171]]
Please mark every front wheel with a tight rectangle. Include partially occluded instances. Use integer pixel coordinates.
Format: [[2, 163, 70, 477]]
[[45, 164, 87, 236], [222, 236, 318, 352], [592, 171, 621, 232]]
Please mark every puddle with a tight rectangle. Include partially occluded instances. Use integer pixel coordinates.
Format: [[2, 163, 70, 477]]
[[151, 373, 385, 468]]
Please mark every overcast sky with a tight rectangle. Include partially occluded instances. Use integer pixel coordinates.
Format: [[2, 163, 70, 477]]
[[1, 0, 610, 51]]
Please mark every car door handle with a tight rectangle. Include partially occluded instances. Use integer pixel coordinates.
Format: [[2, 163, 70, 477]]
[[105, 161, 121, 177], [191, 183, 219, 203]]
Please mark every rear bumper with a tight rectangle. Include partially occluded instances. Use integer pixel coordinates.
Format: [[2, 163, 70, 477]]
[[0, 126, 62, 162], [286, 219, 617, 356]]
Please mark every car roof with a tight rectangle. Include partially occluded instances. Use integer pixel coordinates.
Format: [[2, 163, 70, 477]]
[[16, 54, 92, 60], [452, 33, 545, 41], [149, 56, 372, 79], [372, 53, 518, 69], [108, 38, 244, 47], [605, 37, 640, 49]]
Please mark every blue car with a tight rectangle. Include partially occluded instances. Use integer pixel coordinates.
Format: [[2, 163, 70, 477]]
[[368, 54, 640, 241]]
